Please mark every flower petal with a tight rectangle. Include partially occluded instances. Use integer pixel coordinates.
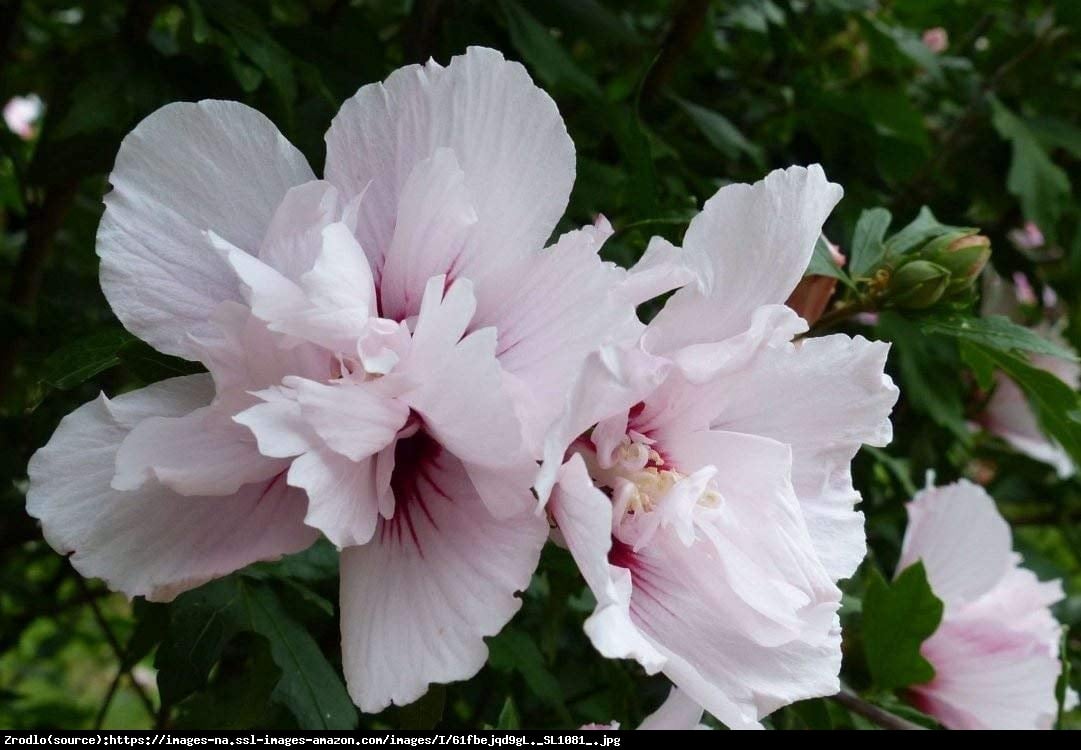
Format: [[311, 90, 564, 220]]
[[112, 404, 286, 496], [325, 46, 574, 279], [898, 480, 1015, 608], [638, 688, 706, 731], [911, 617, 1062, 730], [288, 449, 380, 548], [26, 376, 317, 601], [644, 165, 842, 353], [292, 378, 409, 462], [549, 455, 667, 673], [644, 333, 897, 580], [339, 433, 546, 712], [99, 101, 314, 359]]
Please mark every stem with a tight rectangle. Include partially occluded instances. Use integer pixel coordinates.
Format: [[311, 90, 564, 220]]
[[75, 575, 158, 721], [810, 300, 874, 332], [832, 688, 926, 731], [641, 0, 711, 104]]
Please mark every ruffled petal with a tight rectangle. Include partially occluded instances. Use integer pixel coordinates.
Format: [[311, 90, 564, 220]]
[[99, 101, 314, 359], [26, 376, 317, 601], [325, 47, 573, 279], [644, 165, 842, 353]]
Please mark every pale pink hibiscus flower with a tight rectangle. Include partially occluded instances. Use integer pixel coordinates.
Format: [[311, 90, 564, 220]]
[[26, 47, 662, 712], [897, 480, 1071, 730], [537, 166, 899, 729]]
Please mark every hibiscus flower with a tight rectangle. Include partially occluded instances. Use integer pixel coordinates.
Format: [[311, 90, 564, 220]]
[[27, 47, 665, 713], [537, 166, 899, 729]]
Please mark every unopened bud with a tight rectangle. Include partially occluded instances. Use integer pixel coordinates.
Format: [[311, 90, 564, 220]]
[[924, 232, 991, 293], [888, 260, 951, 309]]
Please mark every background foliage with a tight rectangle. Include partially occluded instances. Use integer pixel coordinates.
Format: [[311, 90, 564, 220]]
[[2, 0, 1081, 730]]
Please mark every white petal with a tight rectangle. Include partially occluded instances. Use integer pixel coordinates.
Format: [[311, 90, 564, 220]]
[[99, 100, 314, 359], [644, 165, 842, 352], [379, 149, 478, 320], [26, 376, 317, 601], [325, 47, 573, 278], [339, 434, 547, 712], [549, 456, 667, 673], [642, 333, 897, 580], [112, 404, 286, 496], [288, 449, 381, 548], [258, 180, 343, 281], [536, 345, 671, 504], [898, 480, 1015, 607], [292, 378, 409, 462], [638, 689, 706, 731]]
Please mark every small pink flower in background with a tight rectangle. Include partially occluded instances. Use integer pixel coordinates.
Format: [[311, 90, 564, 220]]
[[1012, 271, 1038, 306], [27, 47, 660, 714], [922, 27, 949, 54], [785, 237, 845, 325], [1009, 221, 1046, 251], [538, 166, 898, 729], [897, 481, 1070, 730], [3, 94, 42, 140], [582, 688, 706, 730]]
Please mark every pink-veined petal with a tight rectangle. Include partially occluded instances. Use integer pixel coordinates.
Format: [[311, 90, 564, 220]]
[[288, 449, 381, 548], [339, 433, 546, 712], [26, 376, 317, 601], [292, 378, 409, 462]]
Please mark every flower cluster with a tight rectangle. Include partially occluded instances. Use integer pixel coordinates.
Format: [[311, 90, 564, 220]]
[[25, 47, 1070, 730]]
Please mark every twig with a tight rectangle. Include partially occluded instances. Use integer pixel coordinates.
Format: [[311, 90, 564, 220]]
[[74, 575, 158, 721], [832, 688, 926, 730], [641, 0, 710, 104]]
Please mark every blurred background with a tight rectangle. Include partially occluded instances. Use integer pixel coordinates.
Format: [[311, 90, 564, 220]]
[[2, 0, 1080, 730]]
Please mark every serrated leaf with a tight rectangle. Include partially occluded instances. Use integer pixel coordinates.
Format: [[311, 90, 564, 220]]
[[922, 314, 1077, 361], [990, 96, 1071, 240], [849, 208, 892, 277], [863, 562, 943, 692]]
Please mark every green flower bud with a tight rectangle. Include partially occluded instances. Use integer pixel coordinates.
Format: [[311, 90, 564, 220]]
[[888, 260, 951, 309], [923, 232, 991, 293]]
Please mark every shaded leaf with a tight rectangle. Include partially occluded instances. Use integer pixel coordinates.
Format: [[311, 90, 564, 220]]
[[863, 562, 944, 692]]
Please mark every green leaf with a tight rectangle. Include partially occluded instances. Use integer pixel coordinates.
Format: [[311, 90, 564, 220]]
[[990, 96, 1071, 239], [806, 235, 856, 290], [157, 577, 356, 729], [496, 697, 520, 730], [394, 686, 445, 730], [878, 312, 969, 439], [886, 206, 972, 255], [849, 208, 892, 277], [961, 341, 1081, 470], [40, 329, 136, 390], [672, 96, 764, 167], [921, 314, 1077, 361], [488, 628, 570, 720], [863, 562, 944, 692], [238, 583, 357, 730], [499, 0, 602, 99], [155, 579, 246, 706]]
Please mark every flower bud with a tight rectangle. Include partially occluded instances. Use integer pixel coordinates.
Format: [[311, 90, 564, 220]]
[[923, 232, 991, 293], [888, 260, 951, 309]]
